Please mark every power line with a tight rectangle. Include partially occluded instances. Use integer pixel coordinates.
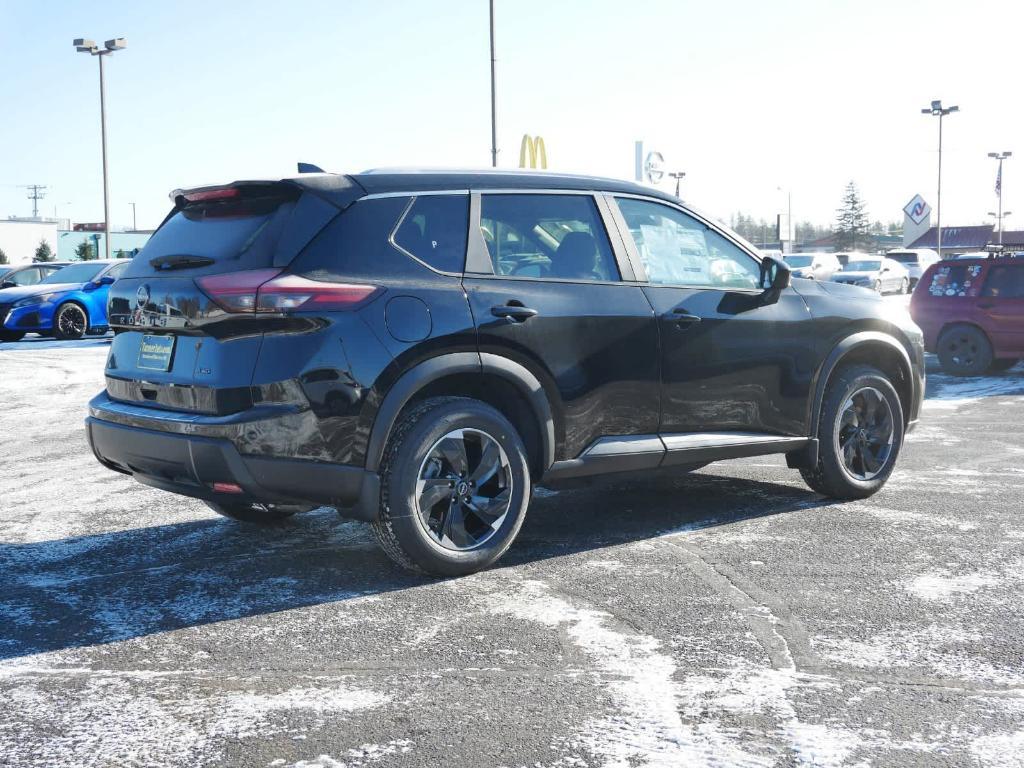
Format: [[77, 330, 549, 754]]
[[21, 184, 48, 218]]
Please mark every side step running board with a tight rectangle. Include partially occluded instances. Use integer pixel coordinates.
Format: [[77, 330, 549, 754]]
[[543, 432, 814, 483]]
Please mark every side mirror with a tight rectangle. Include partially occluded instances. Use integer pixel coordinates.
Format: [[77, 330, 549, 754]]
[[0, 281, 15, 289], [96, 275, 116, 286], [760, 256, 791, 292], [881, 265, 890, 273]]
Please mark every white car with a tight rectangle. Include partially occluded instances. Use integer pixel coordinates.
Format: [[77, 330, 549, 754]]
[[830, 257, 910, 294], [783, 252, 842, 280], [885, 248, 940, 289]]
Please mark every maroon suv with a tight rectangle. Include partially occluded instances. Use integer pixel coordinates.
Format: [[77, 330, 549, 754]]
[[910, 256, 1024, 375]]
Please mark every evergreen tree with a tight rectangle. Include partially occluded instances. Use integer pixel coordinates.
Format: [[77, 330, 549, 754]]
[[33, 238, 54, 263], [75, 240, 96, 261], [0, 247, 8, 265], [834, 182, 871, 251]]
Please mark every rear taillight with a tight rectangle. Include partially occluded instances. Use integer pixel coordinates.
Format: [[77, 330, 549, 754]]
[[196, 270, 379, 314]]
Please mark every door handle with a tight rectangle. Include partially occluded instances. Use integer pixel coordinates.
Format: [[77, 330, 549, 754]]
[[668, 308, 702, 326], [491, 304, 538, 322]]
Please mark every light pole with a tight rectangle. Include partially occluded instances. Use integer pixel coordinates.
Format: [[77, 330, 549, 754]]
[[129, 202, 136, 231], [777, 186, 793, 252], [488, 1, 498, 167], [73, 37, 127, 260], [987, 210, 1012, 246], [921, 100, 958, 259], [668, 171, 686, 198], [988, 151, 1012, 246]]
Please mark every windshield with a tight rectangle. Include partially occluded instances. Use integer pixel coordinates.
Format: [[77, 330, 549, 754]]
[[784, 256, 814, 267], [887, 252, 917, 264], [39, 262, 106, 285], [846, 261, 882, 271]]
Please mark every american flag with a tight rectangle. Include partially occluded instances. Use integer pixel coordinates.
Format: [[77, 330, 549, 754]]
[[996, 164, 1002, 196]]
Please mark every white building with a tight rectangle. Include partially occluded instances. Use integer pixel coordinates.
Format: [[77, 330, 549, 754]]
[[0, 219, 62, 264]]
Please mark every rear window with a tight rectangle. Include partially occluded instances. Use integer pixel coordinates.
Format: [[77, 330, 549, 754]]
[[393, 195, 469, 273], [40, 263, 106, 284], [141, 199, 292, 268], [887, 252, 918, 265], [926, 263, 984, 297]]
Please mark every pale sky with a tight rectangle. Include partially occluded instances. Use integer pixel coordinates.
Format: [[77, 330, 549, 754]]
[[1, 0, 1021, 232]]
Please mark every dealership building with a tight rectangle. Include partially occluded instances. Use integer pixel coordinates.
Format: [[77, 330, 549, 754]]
[[0, 218, 151, 264]]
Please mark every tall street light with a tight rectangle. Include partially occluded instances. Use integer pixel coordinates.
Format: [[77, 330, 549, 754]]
[[921, 100, 958, 258], [129, 202, 137, 232], [988, 151, 1012, 246], [73, 37, 127, 260], [488, 1, 498, 167]]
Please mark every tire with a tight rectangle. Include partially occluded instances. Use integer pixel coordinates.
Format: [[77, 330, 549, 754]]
[[909, 277, 919, 291], [204, 500, 304, 523], [900, 278, 909, 294], [989, 358, 1020, 373], [53, 302, 88, 340], [800, 364, 904, 500], [371, 396, 531, 576], [873, 279, 882, 293], [0, 330, 25, 342], [937, 324, 993, 376]]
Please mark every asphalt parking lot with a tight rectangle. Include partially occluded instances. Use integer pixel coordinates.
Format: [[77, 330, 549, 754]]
[[1, 324, 1022, 767]]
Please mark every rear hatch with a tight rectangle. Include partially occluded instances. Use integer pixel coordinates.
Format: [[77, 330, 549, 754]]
[[106, 179, 360, 414]]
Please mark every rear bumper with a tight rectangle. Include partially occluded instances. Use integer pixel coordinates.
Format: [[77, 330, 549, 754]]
[[86, 397, 380, 521]]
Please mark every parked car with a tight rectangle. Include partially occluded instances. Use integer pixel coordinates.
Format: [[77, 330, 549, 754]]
[[831, 257, 910, 294], [885, 248, 940, 290], [783, 252, 842, 281], [86, 170, 924, 576], [0, 259, 130, 342], [832, 251, 874, 269], [0, 262, 71, 289], [910, 256, 1023, 375]]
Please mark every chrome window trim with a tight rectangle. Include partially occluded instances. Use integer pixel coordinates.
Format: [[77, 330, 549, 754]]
[[386, 193, 471, 278], [363, 189, 470, 200], [610, 192, 766, 292]]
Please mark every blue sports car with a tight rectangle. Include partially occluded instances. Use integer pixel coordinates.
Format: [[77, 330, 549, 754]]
[[0, 260, 130, 342]]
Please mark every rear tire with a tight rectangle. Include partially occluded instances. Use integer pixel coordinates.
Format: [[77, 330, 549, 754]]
[[204, 501, 303, 523], [800, 364, 904, 500], [989, 358, 1020, 373], [372, 396, 531, 576], [54, 303, 88, 340], [937, 324, 993, 376], [0, 330, 25, 342], [900, 277, 909, 294]]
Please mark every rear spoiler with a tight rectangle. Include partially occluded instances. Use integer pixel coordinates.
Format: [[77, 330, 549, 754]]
[[169, 175, 367, 212]]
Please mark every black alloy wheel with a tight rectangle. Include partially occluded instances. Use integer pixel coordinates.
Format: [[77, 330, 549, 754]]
[[54, 303, 88, 340]]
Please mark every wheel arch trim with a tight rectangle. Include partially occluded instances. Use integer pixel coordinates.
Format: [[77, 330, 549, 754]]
[[808, 331, 914, 435], [364, 352, 556, 473]]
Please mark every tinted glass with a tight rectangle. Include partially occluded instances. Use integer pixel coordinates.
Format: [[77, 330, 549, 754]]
[[40, 263, 106, 284], [105, 261, 131, 280], [926, 263, 984, 297], [982, 265, 1024, 298], [887, 252, 918, 264], [784, 255, 814, 267], [616, 197, 760, 289], [480, 194, 619, 281], [847, 261, 882, 270], [141, 199, 293, 269], [393, 195, 469, 273], [8, 268, 40, 286]]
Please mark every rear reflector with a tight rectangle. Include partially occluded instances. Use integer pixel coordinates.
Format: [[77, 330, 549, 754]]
[[196, 270, 379, 314], [212, 482, 243, 494]]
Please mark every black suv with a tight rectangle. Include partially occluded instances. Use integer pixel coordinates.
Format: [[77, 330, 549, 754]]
[[87, 171, 924, 575]]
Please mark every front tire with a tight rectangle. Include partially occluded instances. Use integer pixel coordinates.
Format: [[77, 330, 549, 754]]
[[873, 279, 882, 293], [900, 277, 909, 294], [937, 324, 993, 376], [800, 364, 904, 500], [54, 303, 88, 340], [372, 396, 531, 576]]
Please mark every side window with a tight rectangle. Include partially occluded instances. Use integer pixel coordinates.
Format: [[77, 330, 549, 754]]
[[982, 265, 1024, 298], [615, 198, 760, 289], [393, 195, 469, 273], [927, 263, 984, 297], [479, 194, 619, 281], [10, 268, 40, 286], [106, 262, 130, 280]]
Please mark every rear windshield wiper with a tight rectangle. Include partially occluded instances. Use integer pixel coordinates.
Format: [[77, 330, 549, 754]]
[[149, 254, 216, 271]]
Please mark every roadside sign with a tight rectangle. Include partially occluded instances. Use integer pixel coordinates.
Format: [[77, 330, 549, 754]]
[[903, 194, 931, 225]]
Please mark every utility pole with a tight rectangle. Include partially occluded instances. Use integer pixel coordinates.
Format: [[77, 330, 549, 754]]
[[130, 202, 137, 231], [74, 37, 127, 260], [22, 185, 47, 218], [988, 152, 1012, 246], [922, 100, 959, 258], [489, 0, 498, 167]]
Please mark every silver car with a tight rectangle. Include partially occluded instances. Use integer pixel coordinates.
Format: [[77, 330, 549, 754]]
[[831, 257, 911, 294]]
